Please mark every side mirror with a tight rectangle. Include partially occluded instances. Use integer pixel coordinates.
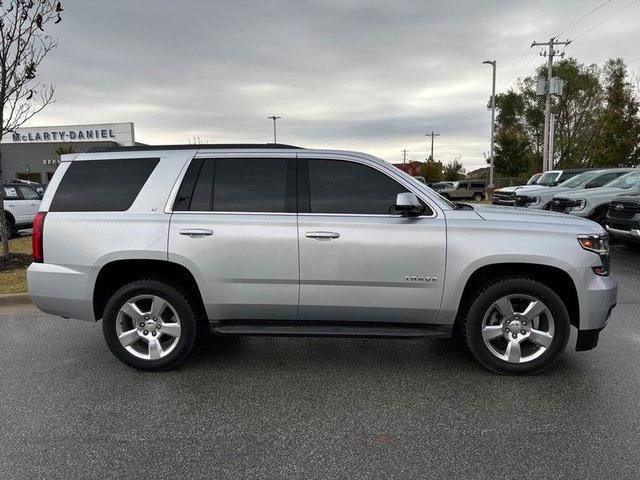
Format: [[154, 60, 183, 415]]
[[585, 181, 598, 189], [395, 192, 423, 216]]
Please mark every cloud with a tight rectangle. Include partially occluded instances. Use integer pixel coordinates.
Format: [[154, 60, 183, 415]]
[[31, 0, 640, 170]]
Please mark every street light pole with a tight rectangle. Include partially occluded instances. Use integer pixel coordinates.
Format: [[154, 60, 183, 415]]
[[268, 115, 281, 143], [483, 60, 496, 189]]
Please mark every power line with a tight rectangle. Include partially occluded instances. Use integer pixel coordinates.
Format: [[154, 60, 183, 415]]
[[572, 0, 640, 41], [552, 0, 615, 38]]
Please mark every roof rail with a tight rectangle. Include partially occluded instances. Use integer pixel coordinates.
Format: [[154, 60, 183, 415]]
[[86, 143, 303, 153]]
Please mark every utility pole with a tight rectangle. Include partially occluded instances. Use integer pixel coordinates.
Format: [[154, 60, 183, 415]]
[[402, 149, 409, 164], [483, 60, 496, 188], [531, 37, 570, 171], [548, 113, 556, 169], [268, 115, 282, 143], [425, 131, 440, 161]]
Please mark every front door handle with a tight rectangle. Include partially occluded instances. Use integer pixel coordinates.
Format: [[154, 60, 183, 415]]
[[305, 231, 340, 240], [179, 228, 213, 237]]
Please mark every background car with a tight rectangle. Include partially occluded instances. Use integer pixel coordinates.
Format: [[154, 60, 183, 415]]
[[438, 180, 486, 201], [429, 181, 455, 192], [549, 169, 640, 225], [606, 194, 640, 249], [515, 168, 635, 209], [492, 169, 588, 206], [3, 182, 42, 236]]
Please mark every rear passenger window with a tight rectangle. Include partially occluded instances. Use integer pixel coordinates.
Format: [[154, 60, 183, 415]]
[[49, 158, 159, 212], [173, 158, 292, 213]]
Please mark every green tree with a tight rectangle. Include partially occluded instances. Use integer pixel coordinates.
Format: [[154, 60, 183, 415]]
[[494, 125, 534, 178], [442, 158, 465, 181], [419, 160, 442, 183], [55, 144, 75, 159], [590, 59, 640, 167]]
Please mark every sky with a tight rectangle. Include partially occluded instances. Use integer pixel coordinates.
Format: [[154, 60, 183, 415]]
[[29, 0, 640, 171]]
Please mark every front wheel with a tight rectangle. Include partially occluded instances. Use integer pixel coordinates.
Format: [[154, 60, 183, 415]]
[[102, 279, 201, 371], [462, 277, 570, 374]]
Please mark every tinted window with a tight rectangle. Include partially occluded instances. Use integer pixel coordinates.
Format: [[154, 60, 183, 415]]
[[190, 159, 215, 211], [17, 185, 39, 200], [457, 182, 468, 189], [557, 171, 581, 182], [50, 158, 158, 212], [471, 181, 485, 188], [214, 159, 287, 212], [307, 159, 422, 215], [173, 159, 203, 211], [590, 172, 625, 188], [175, 158, 291, 213]]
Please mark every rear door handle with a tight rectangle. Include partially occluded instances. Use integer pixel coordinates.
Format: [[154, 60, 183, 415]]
[[179, 228, 213, 237], [305, 231, 340, 240]]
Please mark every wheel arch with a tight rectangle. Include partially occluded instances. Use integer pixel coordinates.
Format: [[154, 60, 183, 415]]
[[93, 259, 206, 321], [454, 263, 580, 330]]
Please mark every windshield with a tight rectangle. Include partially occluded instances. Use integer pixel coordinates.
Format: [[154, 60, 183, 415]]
[[527, 173, 542, 185], [536, 171, 560, 186], [604, 170, 640, 189], [558, 171, 596, 188]]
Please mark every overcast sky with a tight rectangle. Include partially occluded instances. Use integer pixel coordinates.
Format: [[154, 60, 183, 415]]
[[31, 0, 640, 170]]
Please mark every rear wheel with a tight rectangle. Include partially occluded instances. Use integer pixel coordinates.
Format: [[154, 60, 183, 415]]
[[2, 214, 16, 239], [473, 192, 485, 201], [462, 277, 570, 374], [102, 279, 201, 371]]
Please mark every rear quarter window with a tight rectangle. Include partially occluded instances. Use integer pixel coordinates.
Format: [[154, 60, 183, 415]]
[[49, 158, 159, 212]]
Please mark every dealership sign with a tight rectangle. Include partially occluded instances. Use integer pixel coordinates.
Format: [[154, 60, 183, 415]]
[[2, 122, 135, 146], [12, 128, 116, 142]]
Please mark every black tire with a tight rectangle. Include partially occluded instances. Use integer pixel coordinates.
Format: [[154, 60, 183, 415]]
[[3, 214, 16, 239], [102, 279, 201, 371], [461, 276, 570, 375], [473, 192, 485, 201]]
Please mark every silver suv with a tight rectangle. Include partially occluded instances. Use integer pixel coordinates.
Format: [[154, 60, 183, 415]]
[[27, 145, 617, 374]]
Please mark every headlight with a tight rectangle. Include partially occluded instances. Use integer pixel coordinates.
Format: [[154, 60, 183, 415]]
[[530, 196, 541, 206], [578, 233, 610, 276], [571, 199, 586, 211]]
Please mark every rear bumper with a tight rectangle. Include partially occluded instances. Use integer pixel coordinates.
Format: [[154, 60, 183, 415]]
[[27, 263, 95, 321]]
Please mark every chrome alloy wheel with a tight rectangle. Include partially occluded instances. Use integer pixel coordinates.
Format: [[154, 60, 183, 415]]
[[115, 295, 182, 360], [481, 294, 555, 364]]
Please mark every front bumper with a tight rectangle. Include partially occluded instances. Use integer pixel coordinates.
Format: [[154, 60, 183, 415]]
[[574, 272, 617, 351], [606, 224, 640, 243]]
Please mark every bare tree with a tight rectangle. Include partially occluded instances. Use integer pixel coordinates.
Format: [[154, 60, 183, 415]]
[[0, 0, 62, 258]]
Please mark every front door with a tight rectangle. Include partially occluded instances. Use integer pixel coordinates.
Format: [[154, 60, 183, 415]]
[[297, 157, 446, 323], [168, 156, 299, 321]]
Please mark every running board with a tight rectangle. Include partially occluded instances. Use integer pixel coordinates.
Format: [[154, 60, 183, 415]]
[[210, 320, 452, 339]]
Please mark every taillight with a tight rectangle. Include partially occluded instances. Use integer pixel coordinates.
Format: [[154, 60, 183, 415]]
[[32, 212, 46, 263]]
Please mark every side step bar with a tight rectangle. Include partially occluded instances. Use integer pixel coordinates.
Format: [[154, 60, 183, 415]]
[[210, 320, 452, 339]]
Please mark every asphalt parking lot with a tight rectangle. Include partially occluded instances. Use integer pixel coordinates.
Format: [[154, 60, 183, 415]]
[[1, 246, 639, 480]]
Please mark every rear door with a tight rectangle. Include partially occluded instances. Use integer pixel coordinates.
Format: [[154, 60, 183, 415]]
[[3, 185, 22, 223], [16, 185, 41, 224], [297, 156, 446, 323], [168, 155, 299, 321]]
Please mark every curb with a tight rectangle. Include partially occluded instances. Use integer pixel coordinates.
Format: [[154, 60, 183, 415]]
[[0, 293, 32, 307]]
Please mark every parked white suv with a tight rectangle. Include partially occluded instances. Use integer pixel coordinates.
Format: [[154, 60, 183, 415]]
[[3, 182, 41, 236], [28, 145, 617, 374]]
